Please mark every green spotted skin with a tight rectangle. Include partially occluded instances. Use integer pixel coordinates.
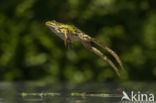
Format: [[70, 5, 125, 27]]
[[45, 20, 91, 42]]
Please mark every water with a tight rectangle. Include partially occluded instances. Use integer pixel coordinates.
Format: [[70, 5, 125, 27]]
[[0, 82, 156, 103]]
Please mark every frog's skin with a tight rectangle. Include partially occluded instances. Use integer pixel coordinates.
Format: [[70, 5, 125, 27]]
[[45, 20, 124, 77]]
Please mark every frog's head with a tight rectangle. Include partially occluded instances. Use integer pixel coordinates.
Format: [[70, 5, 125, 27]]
[[45, 20, 70, 41], [45, 20, 77, 41], [46, 20, 76, 33], [45, 20, 65, 34]]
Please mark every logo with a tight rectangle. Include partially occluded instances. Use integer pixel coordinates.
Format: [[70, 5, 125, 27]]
[[121, 91, 155, 102]]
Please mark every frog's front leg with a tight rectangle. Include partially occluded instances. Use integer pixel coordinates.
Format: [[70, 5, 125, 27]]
[[81, 39, 120, 77], [60, 28, 71, 46]]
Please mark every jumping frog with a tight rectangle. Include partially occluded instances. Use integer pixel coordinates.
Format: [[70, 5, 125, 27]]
[[45, 20, 124, 77]]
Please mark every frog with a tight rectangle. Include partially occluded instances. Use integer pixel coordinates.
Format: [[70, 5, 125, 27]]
[[45, 20, 124, 77]]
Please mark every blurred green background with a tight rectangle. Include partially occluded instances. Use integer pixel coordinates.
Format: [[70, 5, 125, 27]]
[[0, 0, 156, 82]]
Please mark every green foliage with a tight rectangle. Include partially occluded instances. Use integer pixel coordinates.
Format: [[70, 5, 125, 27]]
[[0, 0, 156, 82]]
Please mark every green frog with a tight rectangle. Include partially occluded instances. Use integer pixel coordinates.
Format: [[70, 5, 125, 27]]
[[45, 20, 124, 77]]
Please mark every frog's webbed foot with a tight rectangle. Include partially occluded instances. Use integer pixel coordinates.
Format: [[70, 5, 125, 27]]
[[82, 41, 120, 77]]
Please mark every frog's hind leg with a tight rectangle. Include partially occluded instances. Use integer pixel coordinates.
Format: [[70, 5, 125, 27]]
[[91, 38, 124, 70], [82, 41, 120, 77]]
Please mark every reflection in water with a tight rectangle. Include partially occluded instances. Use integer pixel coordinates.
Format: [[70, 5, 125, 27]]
[[0, 82, 156, 103]]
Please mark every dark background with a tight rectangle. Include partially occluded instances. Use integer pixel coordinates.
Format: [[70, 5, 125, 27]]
[[0, 0, 156, 82]]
